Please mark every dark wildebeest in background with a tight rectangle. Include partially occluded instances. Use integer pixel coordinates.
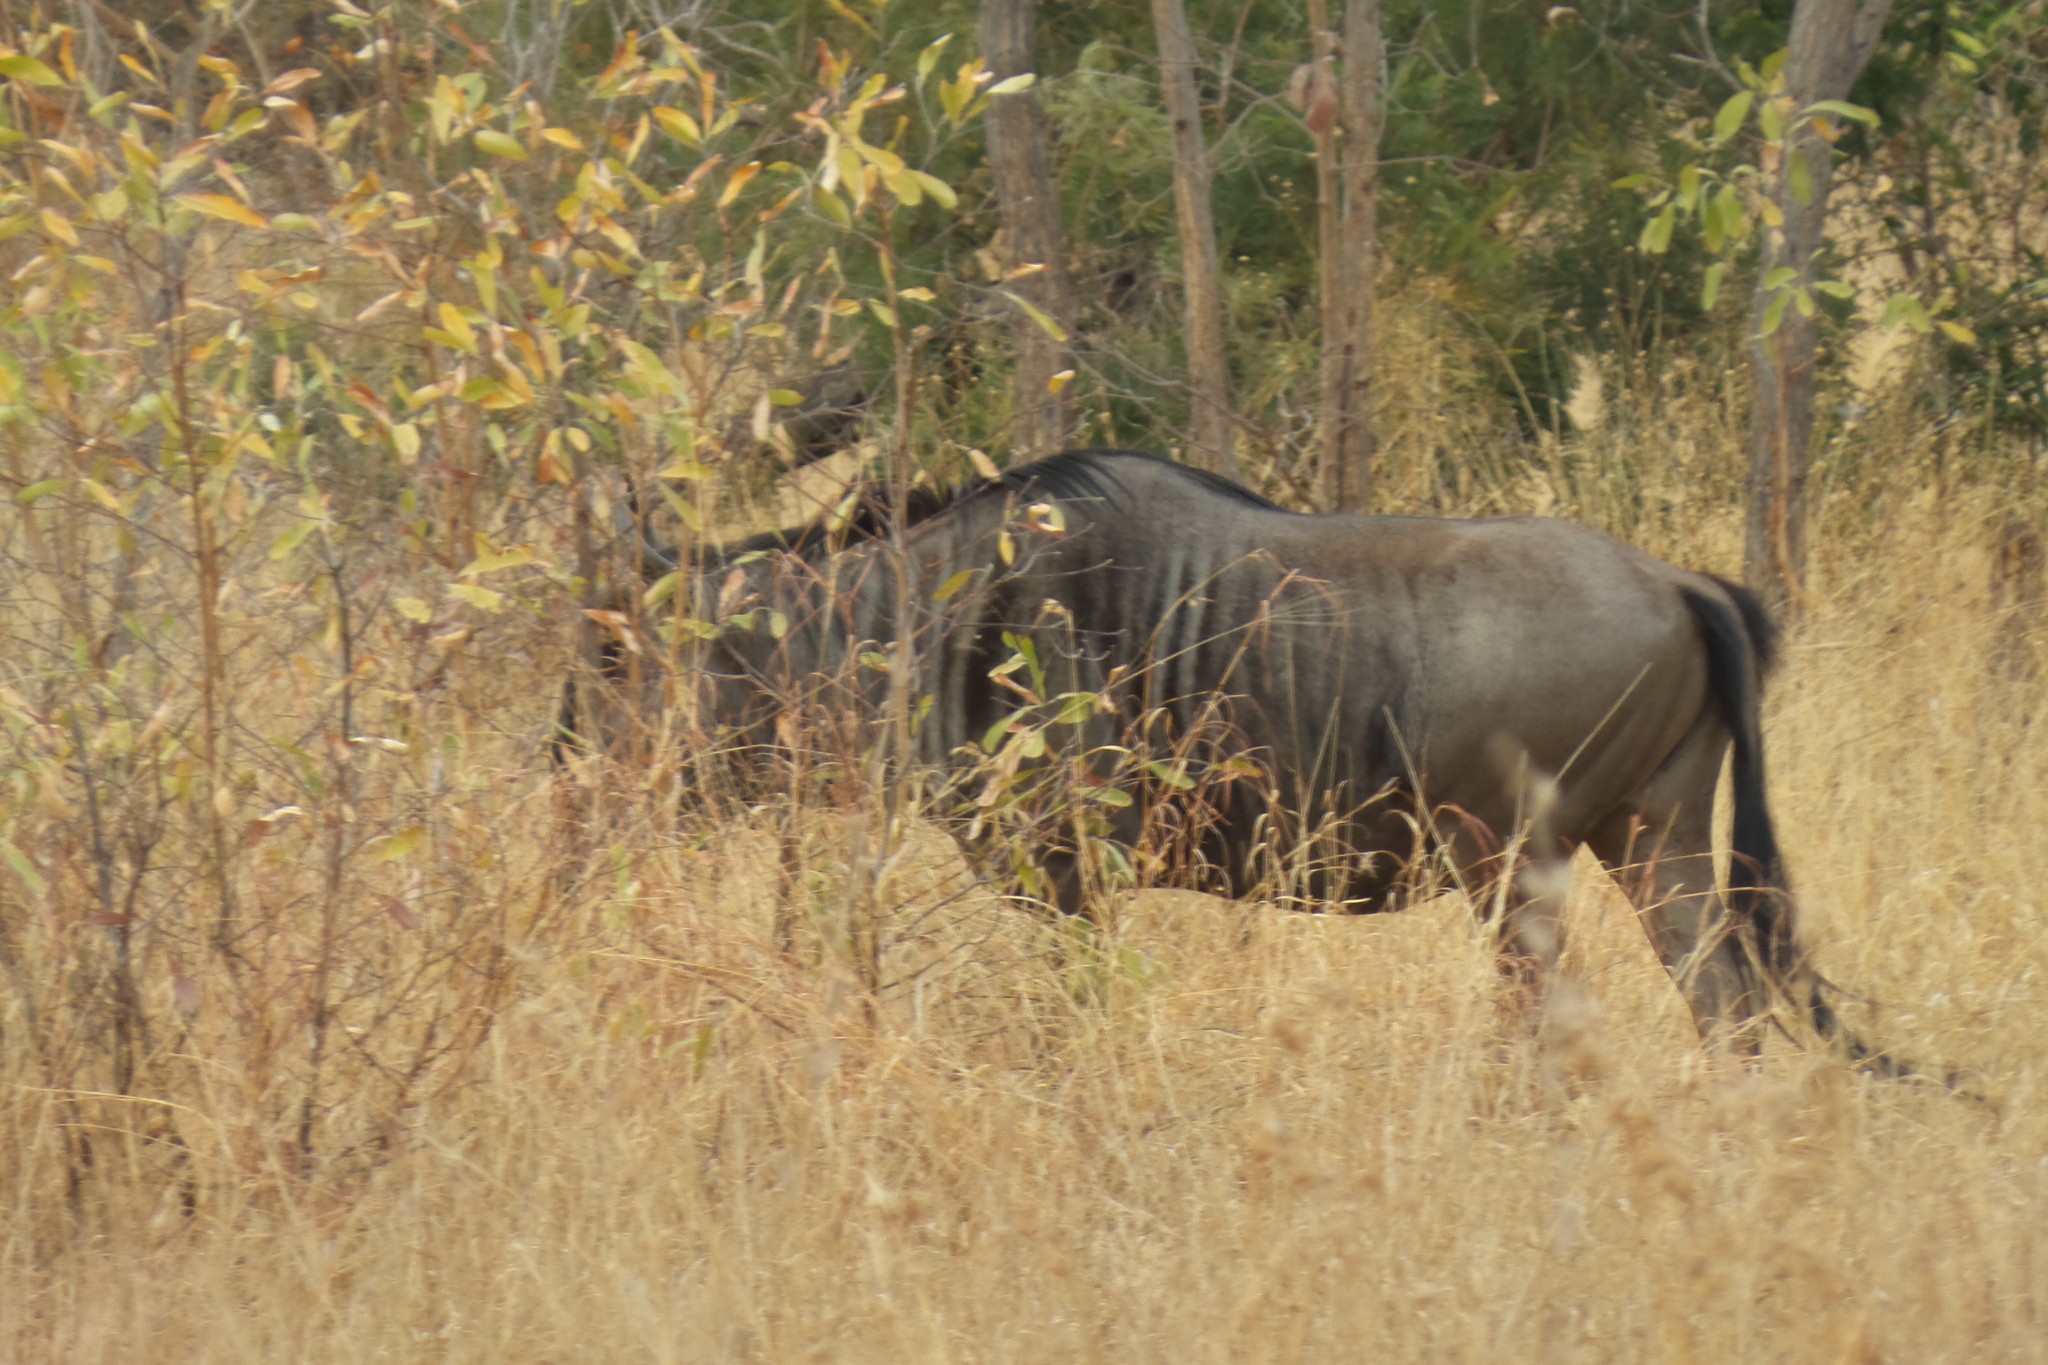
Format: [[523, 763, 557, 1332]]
[[562, 447, 1895, 1061]]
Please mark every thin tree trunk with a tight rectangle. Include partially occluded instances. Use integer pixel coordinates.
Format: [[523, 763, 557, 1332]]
[[980, 0, 1077, 461], [1307, 0, 1346, 509], [1152, 0, 1240, 480], [1330, 0, 1380, 513], [1744, 0, 1892, 609]]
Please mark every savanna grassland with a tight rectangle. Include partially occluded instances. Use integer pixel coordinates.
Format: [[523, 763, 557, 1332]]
[[4, 2, 2048, 1361], [8, 478, 2048, 1363]]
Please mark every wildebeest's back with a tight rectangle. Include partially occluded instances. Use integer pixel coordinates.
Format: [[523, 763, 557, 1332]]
[[1012, 475, 1722, 861], [1248, 514, 1716, 844]]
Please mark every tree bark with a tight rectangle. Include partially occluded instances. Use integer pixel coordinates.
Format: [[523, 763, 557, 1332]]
[[980, 0, 1078, 462], [1743, 0, 1893, 609], [1307, 0, 1345, 509], [1151, 0, 1240, 480], [1330, 0, 1380, 513]]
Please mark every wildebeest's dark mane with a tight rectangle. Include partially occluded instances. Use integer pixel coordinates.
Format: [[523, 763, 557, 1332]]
[[707, 447, 1287, 562]]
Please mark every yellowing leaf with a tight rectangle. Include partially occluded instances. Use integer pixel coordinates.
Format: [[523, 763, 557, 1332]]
[[460, 547, 535, 577], [392, 422, 422, 461], [395, 596, 432, 623], [653, 105, 702, 146], [474, 129, 528, 161], [372, 826, 425, 864], [436, 301, 478, 353], [1047, 369, 1075, 395], [0, 55, 61, 86], [1936, 320, 1976, 345], [37, 208, 77, 247], [987, 73, 1037, 96], [175, 192, 268, 228], [448, 583, 504, 612], [717, 160, 761, 208]]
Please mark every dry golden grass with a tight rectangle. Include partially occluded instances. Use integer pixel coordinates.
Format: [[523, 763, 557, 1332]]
[[5, 481, 2047, 1363]]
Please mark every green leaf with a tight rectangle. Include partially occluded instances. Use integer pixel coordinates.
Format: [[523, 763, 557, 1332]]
[[1638, 206, 1674, 255], [1763, 266, 1798, 290], [15, 478, 65, 503], [1713, 90, 1753, 144], [1715, 185, 1747, 246], [1813, 280, 1855, 300], [0, 55, 61, 86], [907, 170, 957, 210], [999, 289, 1069, 342], [815, 187, 851, 229], [1759, 97, 1785, 144], [916, 33, 953, 86], [270, 518, 317, 560], [474, 129, 528, 161], [1144, 760, 1197, 791], [1882, 294, 1932, 333], [1787, 150, 1812, 207], [1609, 173, 1656, 191], [1701, 262, 1725, 312], [1054, 692, 1096, 725], [933, 568, 977, 602], [1762, 289, 1792, 336], [1676, 165, 1701, 212], [0, 837, 44, 894], [1804, 99, 1880, 129]]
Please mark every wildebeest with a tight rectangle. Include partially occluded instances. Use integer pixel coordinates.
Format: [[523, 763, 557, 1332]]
[[564, 447, 1883, 1059]]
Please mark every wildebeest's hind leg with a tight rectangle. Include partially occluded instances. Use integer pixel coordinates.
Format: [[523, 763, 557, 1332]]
[[1432, 816, 1569, 1031], [1584, 719, 1771, 1051]]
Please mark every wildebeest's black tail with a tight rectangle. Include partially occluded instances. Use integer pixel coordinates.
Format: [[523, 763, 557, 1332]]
[[1683, 578, 1946, 1082], [1680, 579, 1800, 1004]]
